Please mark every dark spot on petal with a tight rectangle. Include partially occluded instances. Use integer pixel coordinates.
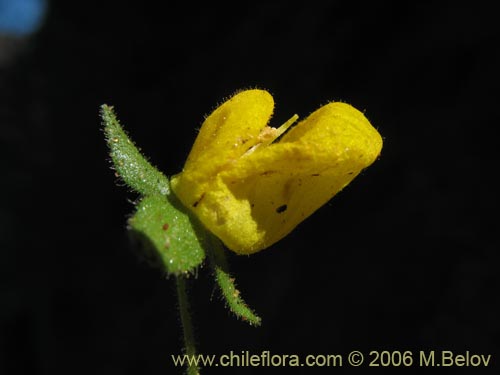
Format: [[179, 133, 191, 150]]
[[276, 204, 287, 213], [311, 173, 320, 176], [192, 192, 206, 208], [260, 170, 277, 176]]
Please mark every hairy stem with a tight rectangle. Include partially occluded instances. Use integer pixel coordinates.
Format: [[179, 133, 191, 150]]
[[176, 276, 199, 375]]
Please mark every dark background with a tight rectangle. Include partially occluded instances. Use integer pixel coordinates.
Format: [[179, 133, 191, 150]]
[[1, 1, 499, 374]]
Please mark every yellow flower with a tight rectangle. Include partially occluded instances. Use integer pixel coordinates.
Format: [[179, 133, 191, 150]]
[[171, 89, 382, 254]]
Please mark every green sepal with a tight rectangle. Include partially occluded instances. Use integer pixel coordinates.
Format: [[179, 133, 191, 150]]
[[128, 194, 206, 275], [208, 236, 261, 326], [214, 267, 262, 326], [101, 104, 170, 196]]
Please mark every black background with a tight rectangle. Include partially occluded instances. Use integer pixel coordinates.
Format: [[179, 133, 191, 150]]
[[2, 1, 499, 374]]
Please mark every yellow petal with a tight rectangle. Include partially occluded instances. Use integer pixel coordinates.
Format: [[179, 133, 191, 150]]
[[172, 93, 382, 254], [171, 89, 274, 216], [183, 89, 274, 176]]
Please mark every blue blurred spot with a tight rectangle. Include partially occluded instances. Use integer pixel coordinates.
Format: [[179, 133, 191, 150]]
[[0, 0, 47, 36]]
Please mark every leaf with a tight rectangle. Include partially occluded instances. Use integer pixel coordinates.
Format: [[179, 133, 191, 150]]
[[128, 194, 206, 275], [101, 104, 170, 196]]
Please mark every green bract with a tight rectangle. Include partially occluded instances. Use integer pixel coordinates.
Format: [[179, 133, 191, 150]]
[[102, 104, 205, 275]]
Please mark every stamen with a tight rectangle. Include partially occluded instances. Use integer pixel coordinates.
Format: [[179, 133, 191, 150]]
[[243, 114, 299, 156], [271, 114, 299, 142]]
